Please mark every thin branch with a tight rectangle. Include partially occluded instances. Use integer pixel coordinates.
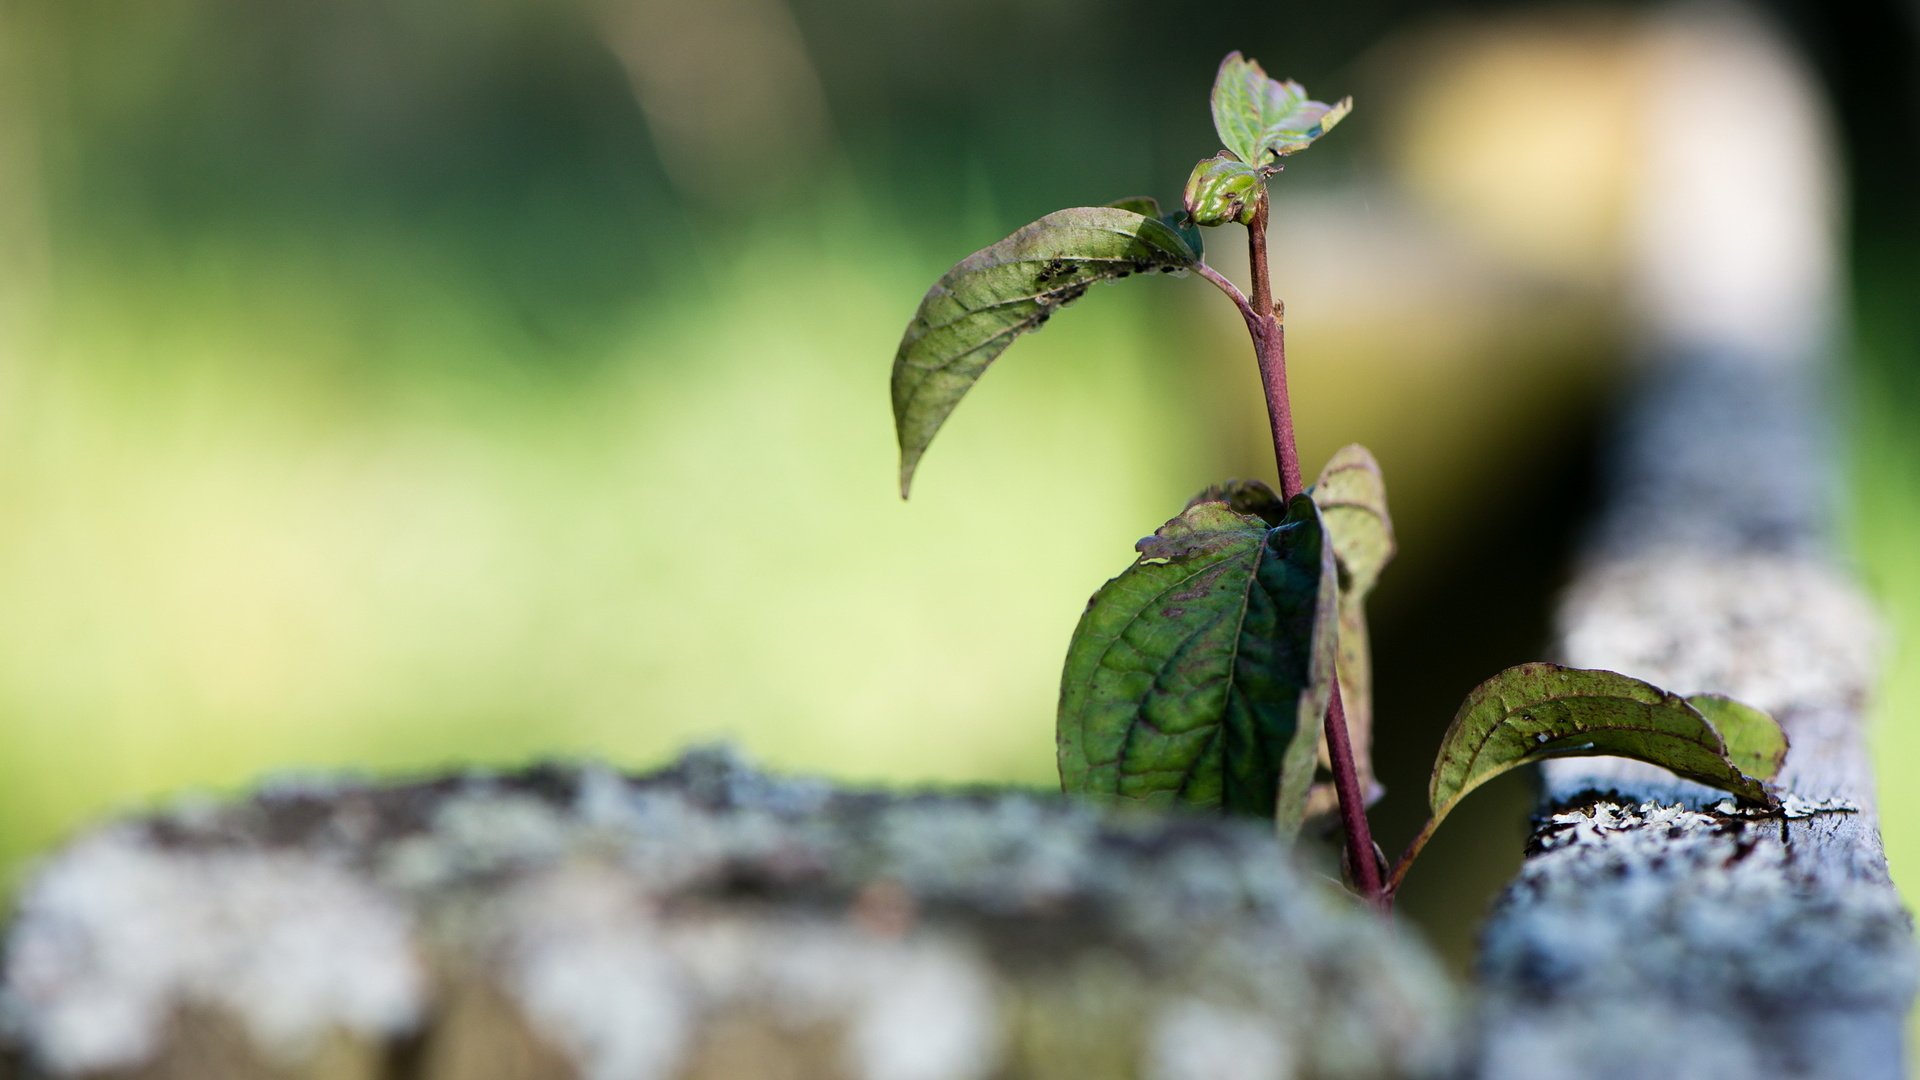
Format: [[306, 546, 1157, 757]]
[[1193, 260, 1261, 335]]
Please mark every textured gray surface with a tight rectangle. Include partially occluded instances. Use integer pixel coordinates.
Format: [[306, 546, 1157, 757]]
[[1469, 7, 1917, 1076], [0, 748, 1458, 1080], [1468, 366, 1916, 1077]]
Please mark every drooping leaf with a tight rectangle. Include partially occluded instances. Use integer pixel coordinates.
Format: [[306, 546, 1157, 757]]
[[1687, 694, 1789, 781], [1057, 494, 1338, 834], [1428, 664, 1779, 834], [1209, 52, 1352, 170], [892, 206, 1201, 497], [1304, 446, 1396, 820], [1183, 153, 1264, 227]]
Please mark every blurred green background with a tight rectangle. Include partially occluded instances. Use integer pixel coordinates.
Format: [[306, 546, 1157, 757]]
[[0, 0, 1913, 993]]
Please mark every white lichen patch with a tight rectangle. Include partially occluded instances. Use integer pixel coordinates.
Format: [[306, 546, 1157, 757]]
[[1770, 793, 1857, 818], [875, 797, 1099, 910], [380, 790, 575, 892], [0, 749, 1463, 1079], [845, 936, 999, 1080], [496, 864, 690, 1080], [1149, 1000, 1293, 1080], [1, 829, 423, 1074], [1537, 796, 1863, 853], [484, 879, 1003, 1080], [1536, 799, 1724, 850]]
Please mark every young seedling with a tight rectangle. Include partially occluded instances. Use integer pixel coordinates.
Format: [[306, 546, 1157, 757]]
[[889, 53, 1788, 908]]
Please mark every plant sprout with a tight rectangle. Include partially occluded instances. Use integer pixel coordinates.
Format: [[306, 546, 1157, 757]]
[[889, 53, 1787, 907]]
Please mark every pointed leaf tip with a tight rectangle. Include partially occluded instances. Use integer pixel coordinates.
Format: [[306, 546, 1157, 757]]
[[1426, 664, 1781, 838], [1688, 693, 1789, 781], [891, 206, 1199, 497]]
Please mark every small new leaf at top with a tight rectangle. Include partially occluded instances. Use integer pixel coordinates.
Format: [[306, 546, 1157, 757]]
[[1209, 52, 1351, 170]]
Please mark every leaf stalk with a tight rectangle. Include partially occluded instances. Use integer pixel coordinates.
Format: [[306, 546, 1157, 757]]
[[1385, 818, 1437, 900], [1193, 262, 1260, 334]]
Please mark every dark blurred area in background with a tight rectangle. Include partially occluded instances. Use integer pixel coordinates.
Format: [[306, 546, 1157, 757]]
[[0, 0, 1914, 984]]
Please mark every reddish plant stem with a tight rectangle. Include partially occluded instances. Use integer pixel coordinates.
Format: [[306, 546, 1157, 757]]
[[1324, 683, 1385, 904], [1244, 195, 1385, 909], [1385, 817, 1439, 900], [1252, 315, 1306, 500], [1246, 202, 1304, 499], [1247, 200, 1275, 329]]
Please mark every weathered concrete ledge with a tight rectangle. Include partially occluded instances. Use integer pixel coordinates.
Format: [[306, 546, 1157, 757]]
[[0, 748, 1457, 1080]]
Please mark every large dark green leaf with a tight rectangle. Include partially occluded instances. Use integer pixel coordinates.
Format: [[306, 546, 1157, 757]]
[[1209, 52, 1352, 170], [1305, 446, 1395, 819], [1057, 493, 1338, 833], [1428, 665, 1782, 832], [891, 206, 1200, 497]]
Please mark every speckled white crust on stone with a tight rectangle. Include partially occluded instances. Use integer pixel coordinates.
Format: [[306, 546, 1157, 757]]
[[0, 749, 1458, 1079], [0, 828, 424, 1074], [1150, 999, 1294, 1080]]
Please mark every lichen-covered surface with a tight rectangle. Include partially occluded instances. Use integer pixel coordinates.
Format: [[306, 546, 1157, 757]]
[[1469, 9, 1918, 1075], [1471, 535, 1918, 1079], [1471, 361, 1918, 1078], [0, 748, 1458, 1080]]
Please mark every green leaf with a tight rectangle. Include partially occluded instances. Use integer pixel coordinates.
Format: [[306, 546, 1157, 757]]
[[1184, 478, 1286, 525], [1162, 209, 1206, 260], [1313, 445, 1395, 598], [1305, 446, 1395, 820], [892, 206, 1201, 497], [1428, 665, 1779, 833], [1687, 694, 1789, 781], [1107, 195, 1205, 258], [1183, 154, 1264, 227], [1057, 493, 1338, 833], [1104, 195, 1162, 217], [1209, 52, 1352, 169]]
